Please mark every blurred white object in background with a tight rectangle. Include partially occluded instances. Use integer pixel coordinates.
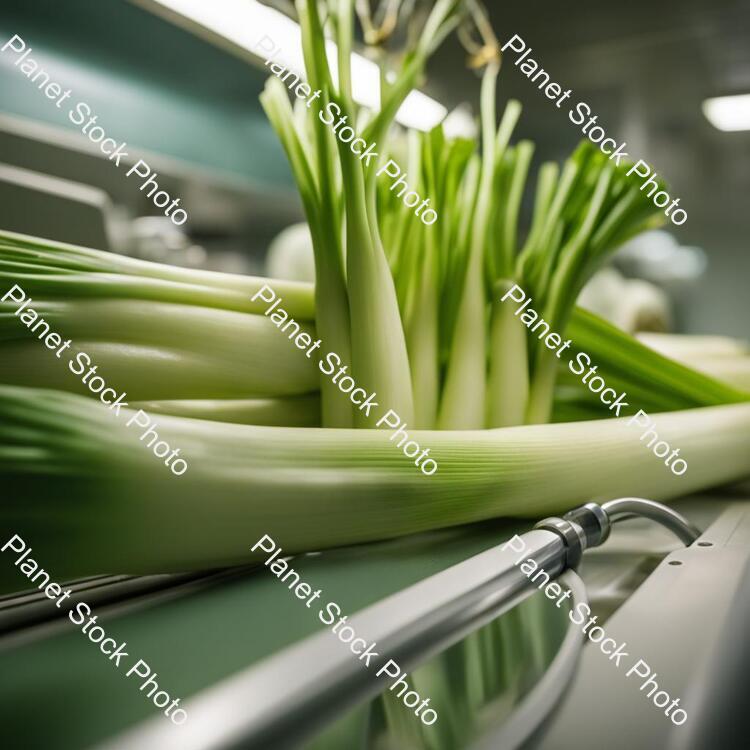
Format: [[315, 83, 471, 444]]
[[579, 267, 672, 333], [615, 230, 707, 286], [637, 332, 750, 391], [266, 222, 315, 282], [702, 93, 750, 132], [637, 332, 749, 360], [443, 104, 479, 139], [131, 215, 207, 266]]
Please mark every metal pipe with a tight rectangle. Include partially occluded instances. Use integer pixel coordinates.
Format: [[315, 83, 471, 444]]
[[601, 497, 701, 546], [97, 529, 567, 750]]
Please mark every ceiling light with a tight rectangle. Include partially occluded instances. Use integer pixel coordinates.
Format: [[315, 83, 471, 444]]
[[702, 93, 750, 132], [143, 0, 447, 131]]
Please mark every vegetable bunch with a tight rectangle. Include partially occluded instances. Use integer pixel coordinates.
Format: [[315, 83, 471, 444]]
[[0, 0, 749, 581]]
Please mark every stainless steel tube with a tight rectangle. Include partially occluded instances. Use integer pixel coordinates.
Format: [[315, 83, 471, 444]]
[[98, 529, 567, 750], [601, 497, 702, 545]]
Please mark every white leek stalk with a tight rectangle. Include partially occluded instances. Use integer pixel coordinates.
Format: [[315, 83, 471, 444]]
[[2, 384, 748, 582]]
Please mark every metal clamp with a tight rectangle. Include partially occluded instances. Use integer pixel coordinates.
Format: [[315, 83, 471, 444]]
[[534, 496, 699, 569], [533, 516, 588, 569]]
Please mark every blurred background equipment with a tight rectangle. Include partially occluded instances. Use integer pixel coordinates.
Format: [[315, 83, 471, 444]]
[[0, 0, 302, 274]]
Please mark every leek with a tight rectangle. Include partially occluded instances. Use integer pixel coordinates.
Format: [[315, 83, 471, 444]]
[[1, 383, 748, 583], [1, 232, 747, 420]]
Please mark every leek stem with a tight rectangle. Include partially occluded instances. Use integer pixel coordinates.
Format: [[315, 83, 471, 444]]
[[438, 64, 503, 429], [4, 384, 748, 580], [487, 280, 530, 427]]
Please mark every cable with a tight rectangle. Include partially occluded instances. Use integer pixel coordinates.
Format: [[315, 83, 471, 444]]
[[470, 569, 589, 750], [601, 497, 701, 546]]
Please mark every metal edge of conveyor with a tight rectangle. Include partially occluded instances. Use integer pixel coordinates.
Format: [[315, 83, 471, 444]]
[[525, 501, 750, 750], [0, 565, 259, 648]]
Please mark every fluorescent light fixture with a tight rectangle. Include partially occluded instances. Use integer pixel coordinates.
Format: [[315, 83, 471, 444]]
[[702, 93, 750, 132], [144, 0, 447, 131]]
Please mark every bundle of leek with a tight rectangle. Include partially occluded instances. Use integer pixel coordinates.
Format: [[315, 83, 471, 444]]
[[0, 0, 749, 582]]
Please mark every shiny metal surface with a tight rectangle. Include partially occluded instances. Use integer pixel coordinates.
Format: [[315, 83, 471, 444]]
[[95, 496, 707, 750], [530, 502, 750, 750], [97, 529, 567, 750], [602, 497, 702, 546], [469, 569, 590, 750]]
